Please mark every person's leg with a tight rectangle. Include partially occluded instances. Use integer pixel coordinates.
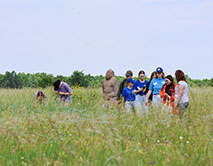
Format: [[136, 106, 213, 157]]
[[125, 101, 132, 113], [135, 95, 143, 114], [152, 95, 162, 111], [141, 95, 148, 115], [178, 102, 189, 119]]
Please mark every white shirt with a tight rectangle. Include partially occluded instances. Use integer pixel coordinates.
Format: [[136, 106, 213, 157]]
[[175, 81, 189, 103]]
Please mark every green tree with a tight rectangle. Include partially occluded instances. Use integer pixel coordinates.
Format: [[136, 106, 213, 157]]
[[69, 70, 89, 87], [2, 71, 22, 88]]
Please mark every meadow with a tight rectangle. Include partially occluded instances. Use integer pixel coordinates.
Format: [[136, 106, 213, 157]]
[[0, 87, 212, 166]]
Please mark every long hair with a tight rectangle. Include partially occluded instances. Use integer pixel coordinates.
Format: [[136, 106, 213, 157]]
[[165, 75, 175, 90], [175, 70, 187, 82], [149, 71, 156, 82]]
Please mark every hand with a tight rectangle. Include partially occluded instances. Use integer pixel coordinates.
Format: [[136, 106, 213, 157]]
[[164, 93, 168, 97], [145, 99, 149, 106], [175, 101, 179, 108], [56, 91, 63, 95], [117, 100, 122, 104]]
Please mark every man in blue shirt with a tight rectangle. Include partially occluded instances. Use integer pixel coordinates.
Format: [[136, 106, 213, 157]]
[[122, 78, 136, 113], [145, 67, 165, 109]]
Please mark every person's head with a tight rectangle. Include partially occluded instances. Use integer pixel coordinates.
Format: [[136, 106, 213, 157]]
[[165, 75, 174, 86], [125, 70, 133, 79], [105, 69, 115, 80], [53, 80, 61, 91], [138, 70, 145, 81], [175, 70, 186, 82], [127, 77, 134, 87], [36, 91, 45, 101], [156, 67, 164, 79]]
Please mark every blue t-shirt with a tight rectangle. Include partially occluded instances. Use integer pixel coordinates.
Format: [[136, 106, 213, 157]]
[[149, 78, 166, 95], [133, 80, 148, 96], [122, 87, 135, 101]]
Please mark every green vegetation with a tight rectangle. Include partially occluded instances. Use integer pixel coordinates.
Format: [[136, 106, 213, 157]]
[[0, 87, 212, 166], [0, 71, 212, 89]]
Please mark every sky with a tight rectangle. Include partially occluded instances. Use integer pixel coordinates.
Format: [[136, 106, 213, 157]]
[[0, 0, 212, 79]]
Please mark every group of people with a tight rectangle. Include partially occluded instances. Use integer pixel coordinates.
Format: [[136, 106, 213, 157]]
[[34, 67, 189, 119], [34, 80, 73, 103], [102, 67, 189, 118]]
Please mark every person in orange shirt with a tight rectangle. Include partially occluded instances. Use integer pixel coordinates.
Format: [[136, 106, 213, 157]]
[[160, 75, 178, 114]]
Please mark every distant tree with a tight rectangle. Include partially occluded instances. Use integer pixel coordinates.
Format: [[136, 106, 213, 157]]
[[2, 71, 22, 88], [69, 70, 89, 87]]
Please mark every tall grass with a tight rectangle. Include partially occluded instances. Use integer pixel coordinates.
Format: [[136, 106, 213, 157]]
[[0, 87, 212, 166]]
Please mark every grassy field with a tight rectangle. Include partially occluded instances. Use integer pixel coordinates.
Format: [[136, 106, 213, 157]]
[[0, 87, 212, 166]]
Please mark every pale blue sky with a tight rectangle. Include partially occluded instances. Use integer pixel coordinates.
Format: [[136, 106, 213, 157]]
[[0, 0, 212, 79]]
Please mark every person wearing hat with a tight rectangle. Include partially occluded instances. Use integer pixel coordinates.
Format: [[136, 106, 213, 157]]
[[145, 67, 165, 109], [53, 80, 72, 103], [122, 77, 137, 113], [117, 70, 133, 103]]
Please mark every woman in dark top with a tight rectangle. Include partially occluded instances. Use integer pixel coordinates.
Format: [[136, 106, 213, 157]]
[[145, 71, 156, 106]]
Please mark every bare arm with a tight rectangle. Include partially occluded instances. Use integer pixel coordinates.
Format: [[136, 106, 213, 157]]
[[175, 84, 184, 107], [56, 91, 72, 96], [145, 90, 152, 106], [122, 97, 125, 109], [133, 87, 143, 94]]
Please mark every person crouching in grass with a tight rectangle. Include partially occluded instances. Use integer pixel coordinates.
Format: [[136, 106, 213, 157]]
[[34, 91, 47, 104], [122, 78, 137, 113], [53, 80, 72, 103]]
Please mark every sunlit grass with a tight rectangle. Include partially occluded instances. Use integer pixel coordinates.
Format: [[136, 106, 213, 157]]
[[0, 87, 212, 166]]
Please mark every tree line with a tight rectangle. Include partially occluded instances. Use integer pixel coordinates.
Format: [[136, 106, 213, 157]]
[[0, 71, 212, 89]]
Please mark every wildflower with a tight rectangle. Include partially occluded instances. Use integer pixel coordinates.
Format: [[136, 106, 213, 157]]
[[186, 141, 190, 144], [179, 136, 183, 140], [157, 140, 160, 143], [149, 162, 153, 164], [138, 150, 143, 154], [184, 153, 189, 158], [165, 140, 169, 144]]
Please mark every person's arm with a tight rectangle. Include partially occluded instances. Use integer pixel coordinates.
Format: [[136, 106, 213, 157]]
[[133, 88, 143, 94], [122, 97, 125, 109], [117, 80, 124, 100], [56, 91, 72, 96], [175, 84, 184, 107], [145, 90, 152, 106], [160, 85, 168, 99]]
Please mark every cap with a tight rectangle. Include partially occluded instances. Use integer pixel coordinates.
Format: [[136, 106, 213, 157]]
[[127, 78, 135, 83], [156, 67, 163, 73]]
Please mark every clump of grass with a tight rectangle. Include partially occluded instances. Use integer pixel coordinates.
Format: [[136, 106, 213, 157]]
[[0, 87, 212, 166]]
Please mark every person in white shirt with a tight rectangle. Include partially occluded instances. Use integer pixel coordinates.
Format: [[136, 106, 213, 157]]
[[175, 70, 189, 119]]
